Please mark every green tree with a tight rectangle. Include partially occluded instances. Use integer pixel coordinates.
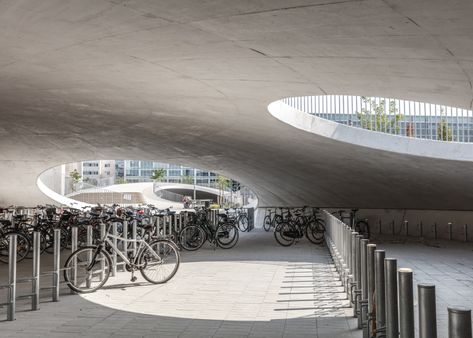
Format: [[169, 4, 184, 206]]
[[150, 168, 166, 181], [437, 118, 453, 141], [356, 97, 403, 134], [217, 175, 230, 206], [69, 169, 82, 192]]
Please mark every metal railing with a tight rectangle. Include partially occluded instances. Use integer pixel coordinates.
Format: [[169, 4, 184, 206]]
[[282, 96, 473, 143], [323, 210, 472, 338]]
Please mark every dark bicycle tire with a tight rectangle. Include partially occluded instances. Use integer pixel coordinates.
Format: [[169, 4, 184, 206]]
[[0, 231, 31, 263], [178, 225, 206, 251], [139, 239, 180, 284], [63, 246, 112, 293], [263, 215, 272, 231], [305, 219, 325, 245], [237, 215, 249, 232], [216, 223, 239, 249], [274, 222, 295, 247], [355, 220, 370, 239]]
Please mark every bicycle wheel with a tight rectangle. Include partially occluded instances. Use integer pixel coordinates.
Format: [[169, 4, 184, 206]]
[[178, 225, 205, 251], [0, 231, 30, 263], [237, 215, 249, 232], [139, 239, 180, 284], [305, 219, 325, 245], [355, 220, 370, 239], [273, 215, 283, 228], [63, 246, 111, 293], [263, 215, 272, 231], [274, 223, 295, 247], [216, 223, 239, 249]]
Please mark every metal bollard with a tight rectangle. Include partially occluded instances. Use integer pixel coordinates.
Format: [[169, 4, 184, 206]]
[[367, 244, 376, 335], [70, 227, 78, 295], [100, 223, 106, 280], [375, 250, 386, 336], [405, 220, 409, 237], [355, 235, 363, 327], [385, 258, 399, 338], [351, 232, 358, 282], [32, 231, 41, 310], [449, 222, 453, 241], [418, 284, 437, 338], [53, 229, 60, 302], [122, 220, 128, 262], [361, 239, 369, 335], [7, 234, 17, 321], [132, 220, 137, 256], [448, 307, 472, 338], [399, 268, 414, 338], [345, 227, 353, 274], [112, 223, 117, 277]]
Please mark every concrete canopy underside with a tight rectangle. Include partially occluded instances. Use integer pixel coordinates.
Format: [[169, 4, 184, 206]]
[[1, 0, 473, 209]]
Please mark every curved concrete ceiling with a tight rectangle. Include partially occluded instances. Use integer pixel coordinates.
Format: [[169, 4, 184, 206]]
[[1, 0, 473, 209]]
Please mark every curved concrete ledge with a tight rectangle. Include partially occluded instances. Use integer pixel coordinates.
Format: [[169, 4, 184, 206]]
[[269, 100, 473, 162], [36, 176, 91, 208]]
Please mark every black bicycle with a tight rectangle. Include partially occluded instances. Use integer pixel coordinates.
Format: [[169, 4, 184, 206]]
[[274, 208, 325, 246], [178, 208, 239, 250]]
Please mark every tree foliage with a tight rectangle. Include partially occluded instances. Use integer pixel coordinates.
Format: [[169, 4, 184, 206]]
[[69, 169, 82, 183], [356, 97, 403, 133], [150, 168, 166, 181], [437, 118, 453, 141]]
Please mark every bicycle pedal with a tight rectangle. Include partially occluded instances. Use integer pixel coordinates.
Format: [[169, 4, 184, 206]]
[[130, 276, 137, 282]]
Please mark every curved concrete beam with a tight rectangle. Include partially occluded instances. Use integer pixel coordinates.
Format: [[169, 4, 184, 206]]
[[1, 0, 473, 210], [269, 100, 473, 162]]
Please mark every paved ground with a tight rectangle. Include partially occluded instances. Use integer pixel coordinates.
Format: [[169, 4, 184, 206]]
[[2, 230, 472, 338], [0, 230, 359, 338], [374, 236, 473, 338]]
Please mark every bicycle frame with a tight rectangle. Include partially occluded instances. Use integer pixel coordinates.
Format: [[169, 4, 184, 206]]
[[102, 233, 162, 267]]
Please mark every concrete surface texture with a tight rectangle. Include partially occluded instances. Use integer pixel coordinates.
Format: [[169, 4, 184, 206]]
[[1, 0, 473, 209], [0, 230, 360, 338]]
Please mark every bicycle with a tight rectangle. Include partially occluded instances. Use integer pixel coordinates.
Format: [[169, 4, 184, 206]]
[[0, 207, 32, 263], [63, 217, 180, 293], [274, 207, 325, 246], [178, 208, 239, 251]]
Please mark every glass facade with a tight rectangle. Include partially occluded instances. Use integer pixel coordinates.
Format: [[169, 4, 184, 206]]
[[122, 160, 218, 185], [283, 96, 473, 143]]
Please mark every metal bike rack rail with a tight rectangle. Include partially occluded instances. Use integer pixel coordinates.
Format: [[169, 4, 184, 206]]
[[0, 229, 67, 321], [323, 210, 472, 338]]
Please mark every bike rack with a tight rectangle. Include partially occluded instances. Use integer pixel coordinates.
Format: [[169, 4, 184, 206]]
[[0, 229, 67, 321]]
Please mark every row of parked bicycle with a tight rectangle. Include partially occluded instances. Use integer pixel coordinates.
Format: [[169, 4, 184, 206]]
[[0, 204, 251, 293], [0, 204, 250, 264], [262, 207, 370, 246]]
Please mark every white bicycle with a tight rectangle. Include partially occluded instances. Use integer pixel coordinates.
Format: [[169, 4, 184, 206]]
[[64, 222, 180, 293]]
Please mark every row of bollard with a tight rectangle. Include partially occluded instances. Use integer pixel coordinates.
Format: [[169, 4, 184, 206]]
[[324, 211, 472, 338], [377, 220, 470, 242]]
